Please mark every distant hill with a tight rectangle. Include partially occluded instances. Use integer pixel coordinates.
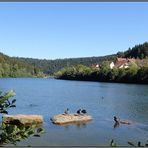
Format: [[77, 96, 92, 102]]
[[16, 55, 116, 75], [0, 52, 43, 77], [0, 42, 148, 77], [17, 42, 148, 75]]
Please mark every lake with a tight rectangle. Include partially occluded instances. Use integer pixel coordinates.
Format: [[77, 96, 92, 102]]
[[0, 78, 148, 146]]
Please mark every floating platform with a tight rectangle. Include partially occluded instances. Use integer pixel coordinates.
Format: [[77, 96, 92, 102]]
[[51, 114, 93, 125], [3, 114, 43, 125]]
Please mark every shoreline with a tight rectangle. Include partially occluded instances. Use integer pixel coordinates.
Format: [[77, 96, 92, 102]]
[[55, 77, 148, 85], [0, 76, 148, 85]]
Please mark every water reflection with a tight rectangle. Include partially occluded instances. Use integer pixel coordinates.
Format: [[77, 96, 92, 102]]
[[63, 122, 87, 130], [76, 122, 87, 129], [29, 104, 38, 107], [136, 124, 148, 132], [113, 122, 120, 129]]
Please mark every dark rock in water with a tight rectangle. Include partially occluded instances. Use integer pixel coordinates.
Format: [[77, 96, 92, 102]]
[[29, 104, 38, 107]]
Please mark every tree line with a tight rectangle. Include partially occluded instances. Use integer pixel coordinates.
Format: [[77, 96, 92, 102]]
[[16, 42, 148, 75], [117, 42, 148, 59], [54, 60, 148, 84], [17, 55, 115, 75], [0, 42, 148, 77], [0, 52, 44, 77]]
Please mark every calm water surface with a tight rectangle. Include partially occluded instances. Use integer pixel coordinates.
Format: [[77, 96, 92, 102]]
[[0, 78, 148, 146]]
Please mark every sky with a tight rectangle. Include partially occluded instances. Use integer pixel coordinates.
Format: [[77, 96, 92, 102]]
[[0, 2, 148, 60]]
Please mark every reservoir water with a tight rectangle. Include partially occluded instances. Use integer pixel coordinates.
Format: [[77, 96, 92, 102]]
[[0, 78, 148, 146]]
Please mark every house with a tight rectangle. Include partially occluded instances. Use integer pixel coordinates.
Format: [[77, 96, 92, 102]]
[[110, 62, 115, 69], [116, 58, 127, 62], [91, 64, 100, 69], [115, 60, 129, 69], [109, 58, 136, 69], [117, 58, 136, 69], [95, 64, 100, 68]]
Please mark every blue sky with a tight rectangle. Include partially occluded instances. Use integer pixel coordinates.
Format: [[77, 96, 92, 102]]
[[0, 2, 148, 60]]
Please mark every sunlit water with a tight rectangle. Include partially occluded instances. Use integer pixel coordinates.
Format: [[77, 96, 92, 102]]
[[0, 78, 148, 146]]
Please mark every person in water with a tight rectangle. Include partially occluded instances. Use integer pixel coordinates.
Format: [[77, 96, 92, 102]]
[[113, 116, 120, 128], [114, 116, 131, 126], [114, 116, 120, 124]]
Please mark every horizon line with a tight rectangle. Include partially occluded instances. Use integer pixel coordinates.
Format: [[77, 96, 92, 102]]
[[12, 53, 115, 61]]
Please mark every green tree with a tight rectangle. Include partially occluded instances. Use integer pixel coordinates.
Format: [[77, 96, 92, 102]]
[[0, 90, 16, 114], [98, 61, 110, 80], [0, 90, 45, 145], [127, 63, 139, 77], [108, 68, 119, 80]]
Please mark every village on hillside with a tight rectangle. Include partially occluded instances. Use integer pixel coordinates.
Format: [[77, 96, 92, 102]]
[[92, 57, 147, 70]]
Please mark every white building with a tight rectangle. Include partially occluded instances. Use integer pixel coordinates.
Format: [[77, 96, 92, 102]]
[[110, 62, 115, 69]]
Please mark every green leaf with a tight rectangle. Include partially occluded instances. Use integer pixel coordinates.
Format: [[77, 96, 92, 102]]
[[10, 105, 16, 108], [27, 131, 34, 135], [112, 143, 117, 147], [1, 110, 8, 114], [25, 126, 31, 130], [128, 141, 136, 147], [4, 103, 9, 108], [33, 134, 40, 137], [12, 99, 16, 104], [37, 128, 43, 133], [4, 90, 16, 99], [0, 90, 16, 103]]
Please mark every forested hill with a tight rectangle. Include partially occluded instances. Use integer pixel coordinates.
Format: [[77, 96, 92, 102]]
[[0, 52, 43, 77], [0, 42, 148, 77], [17, 42, 148, 75], [17, 55, 116, 75], [117, 42, 148, 59], [0, 50, 116, 76]]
